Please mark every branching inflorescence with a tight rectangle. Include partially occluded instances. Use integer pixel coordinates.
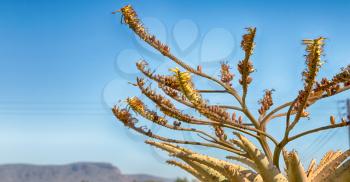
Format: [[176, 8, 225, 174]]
[[112, 5, 350, 182]]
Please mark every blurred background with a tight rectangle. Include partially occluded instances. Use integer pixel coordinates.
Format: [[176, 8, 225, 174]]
[[0, 0, 349, 180]]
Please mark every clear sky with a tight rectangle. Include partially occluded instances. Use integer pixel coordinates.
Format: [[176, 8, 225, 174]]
[[0, 0, 349, 179]]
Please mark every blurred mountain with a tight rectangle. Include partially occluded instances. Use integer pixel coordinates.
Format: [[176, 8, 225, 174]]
[[0, 162, 173, 182]]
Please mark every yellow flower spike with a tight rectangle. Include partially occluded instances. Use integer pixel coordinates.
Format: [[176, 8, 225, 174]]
[[169, 67, 180, 73], [127, 97, 168, 126], [171, 68, 203, 105]]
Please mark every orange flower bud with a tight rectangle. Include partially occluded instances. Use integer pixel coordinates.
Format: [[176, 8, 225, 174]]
[[330, 115, 335, 125]]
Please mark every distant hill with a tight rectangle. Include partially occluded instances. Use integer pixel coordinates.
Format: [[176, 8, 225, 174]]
[[0, 162, 174, 182]]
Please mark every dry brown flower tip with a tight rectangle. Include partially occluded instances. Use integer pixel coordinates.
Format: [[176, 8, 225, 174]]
[[241, 27, 256, 55], [117, 5, 170, 55], [112, 106, 135, 127]]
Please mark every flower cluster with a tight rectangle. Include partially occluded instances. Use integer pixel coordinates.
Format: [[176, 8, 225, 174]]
[[136, 78, 195, 124], [258, 89, 274, 115], [116, 5, 170, 55], [231, 112, 243, 124], [206, 105, 231, 122], [136, 78, 175, 109], [220, 63, 234, 86], [314, 78, 340, 96], [238, 28, 256, 87], [171, 68, 233, 123], [160, 85, 187, 101], [112, 106, 136, 127], [294, 38, 325, 114], [112, 105, 154, 136], [311, 64, 350, 99], [293, 90, 310, 117], [237, 60, 254, 85], [214, 125, 227, 141], [127, 97, 168, 126], [333, 65, 350, 87], [136, 61, 180, 90], [302, 37, 325, 86], [241, 28, 256, 55], [171, 68, 203, 105]]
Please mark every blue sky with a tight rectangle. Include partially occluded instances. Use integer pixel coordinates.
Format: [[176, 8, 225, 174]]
[[0, 0, 349, 179]]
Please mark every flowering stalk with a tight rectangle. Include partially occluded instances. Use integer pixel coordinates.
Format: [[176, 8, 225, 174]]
[[238, 28, 256, 106], [114, 5, 170, 55], [289, 38, 325, 129], [112, 5, 350, 181]]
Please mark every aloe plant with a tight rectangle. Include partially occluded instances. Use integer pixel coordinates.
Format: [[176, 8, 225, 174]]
[[111, 5, 350, 182]]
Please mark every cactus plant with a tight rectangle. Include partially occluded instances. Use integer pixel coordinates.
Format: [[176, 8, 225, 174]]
[[111, 5, 350, 182]]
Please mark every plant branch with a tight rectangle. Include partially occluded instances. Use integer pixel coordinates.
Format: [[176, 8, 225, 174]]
[[288, 121, 350, 142], [215, 105, 243, 111], [197, 89, 228, 93]]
